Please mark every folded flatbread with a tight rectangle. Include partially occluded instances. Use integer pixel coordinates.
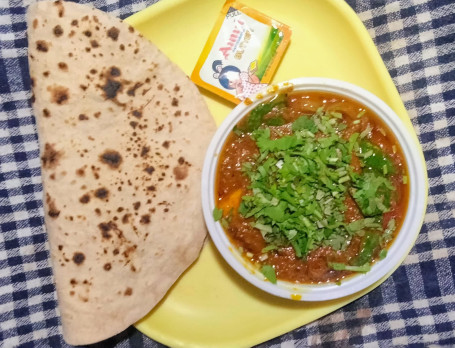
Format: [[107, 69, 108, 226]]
[[27, 1, 216, 345]]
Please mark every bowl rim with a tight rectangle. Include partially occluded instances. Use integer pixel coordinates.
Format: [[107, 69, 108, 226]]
[[201, 77, 427, 301]]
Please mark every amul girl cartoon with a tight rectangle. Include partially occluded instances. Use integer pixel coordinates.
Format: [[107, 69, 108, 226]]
[[212, 60, 267, 100]]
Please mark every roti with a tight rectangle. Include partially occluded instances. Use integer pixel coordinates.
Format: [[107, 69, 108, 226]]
[[27, 1, 216, 345]]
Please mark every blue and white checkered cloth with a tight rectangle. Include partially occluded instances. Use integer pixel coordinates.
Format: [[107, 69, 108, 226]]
[[1, 0, 454, 346]]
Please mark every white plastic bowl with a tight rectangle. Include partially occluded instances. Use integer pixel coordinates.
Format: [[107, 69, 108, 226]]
[[201, 78, 427, 301]]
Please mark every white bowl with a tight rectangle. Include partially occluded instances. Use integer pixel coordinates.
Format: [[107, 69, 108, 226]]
[[201, 77, 427, 301]]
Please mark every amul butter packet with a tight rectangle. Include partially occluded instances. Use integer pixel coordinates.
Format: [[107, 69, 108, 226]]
[[191, 0, 291, 104]]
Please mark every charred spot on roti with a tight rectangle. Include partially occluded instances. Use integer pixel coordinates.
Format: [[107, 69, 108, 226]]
[[162, 141, 170, 149], [90, 40, 99, 48], [178, 157, 185, 165], [95, 208, 101, 216], [53, 25, 63, 37], [184, 111, 189, 116], [174, 110, 181, 117], [133, 202, 141, 210], [42, 143, 61, 169], [129, 121, 138, 129], [132, 110, 142, 118], [36, 40, 49, 52], [94, 111, 101, 118], [140, 214, 150, 224], [103, 263, 112, 271], [113, 248, 120, 255], [80, 84, 88, 91], [58, 62, 68, 71], [48, 199, 60, 218], [73, 252, 85, 265], [107, 26, 119, 41], [144, 166, 155, 175], [98, 222, 112, 239], [76, 167, 85, 176], [140, 146, 150, 157], [157, 84, 163, 90], [124, 287, 133, 296], [79, 194, 90, 204], [100, 150, 122, 169], [33, 19, 38, 29], [120, 44, 125, 51], [43, 108, 51, 118], [58, 245, 63, 251], [171, 98, 179, 107], [147, 185, 155, 192], [121, 214, 130, 224], [127, 82, 142, 96], [109, 66, 121, 77], [48, 85, 69, 105], [79, 114, 89, 121], [173, 165, 188, 181], [43, 71, 50, 77], [102, 79, 122, 99], [94, 187, 109, 200], [83, 30, 92, 37], [54, 0, 65, 17], [71, 19, 78, 26], [174, 85, 180, 92], [70, 278, 77, 285], [90, 69, 97, 74]]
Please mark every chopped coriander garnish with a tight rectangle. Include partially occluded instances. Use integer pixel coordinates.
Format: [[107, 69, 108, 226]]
[[239, 107, 395, 259]]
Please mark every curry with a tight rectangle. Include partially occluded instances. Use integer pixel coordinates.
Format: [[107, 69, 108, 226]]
[[214, 91, 409, 284]]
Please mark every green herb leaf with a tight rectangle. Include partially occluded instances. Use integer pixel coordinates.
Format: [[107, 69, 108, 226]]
[[261, 265, 277, 284], [245, 94, 286, 132], [329, 262, 371, 273], [351, 171, 393, 216], [262, 201, 288, 222], [255, 129, 300, 152], [213, 207, 223, 221], [353, 231, 381, 266], [292, 115, 318, 133], [359, 141, 395, 175], [265, 116, 285, 126]]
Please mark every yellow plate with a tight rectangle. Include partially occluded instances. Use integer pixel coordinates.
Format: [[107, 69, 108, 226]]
[[125, 0, 428, 347]]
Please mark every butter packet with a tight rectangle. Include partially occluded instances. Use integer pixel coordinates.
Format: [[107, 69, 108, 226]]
[[191, 0, 291, 104]]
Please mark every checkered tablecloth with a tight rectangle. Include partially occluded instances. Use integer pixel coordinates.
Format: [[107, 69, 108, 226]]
[[1, 0, 454, 346]]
